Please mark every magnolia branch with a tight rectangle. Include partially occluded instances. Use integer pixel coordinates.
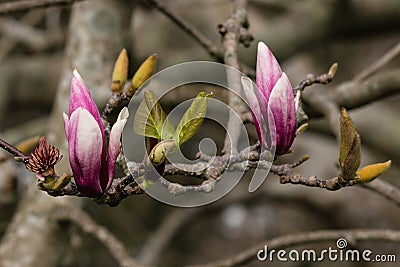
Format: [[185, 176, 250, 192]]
[[163, 154, 386, 194], [45, 167, 144, 207], [271, 161, 361, 191], [0, 137, 29, 162], [0, 131, 394, 207], [191, 229, 400, 267]]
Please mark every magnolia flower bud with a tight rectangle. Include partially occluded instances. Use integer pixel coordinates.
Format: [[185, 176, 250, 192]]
[[242, 42, 296, 155], [64, 70, 129, 197]]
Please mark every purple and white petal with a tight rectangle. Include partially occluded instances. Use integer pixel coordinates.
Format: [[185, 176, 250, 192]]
[[241, 76, 267, 148], [106, 107, 129, 189], [268, 73, 296, 155], [256, 42, 282, 104], [69, 69, 104, 132], [67, 108, 103, 197]]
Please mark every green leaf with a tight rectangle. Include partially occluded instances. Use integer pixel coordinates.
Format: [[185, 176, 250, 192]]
[[174, 92, 211, 145], [133, 91, 175, 140]]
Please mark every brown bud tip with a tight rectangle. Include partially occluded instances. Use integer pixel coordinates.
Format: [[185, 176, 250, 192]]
[[25, 137, 62, 177], [128, 54, 158, 97], [111, 49, 129, 93], [356, 160, 391, 183]]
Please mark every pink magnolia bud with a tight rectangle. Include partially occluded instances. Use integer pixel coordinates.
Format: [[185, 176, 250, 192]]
[[243, 42, 296, 155], [63, 70, 128, 197]]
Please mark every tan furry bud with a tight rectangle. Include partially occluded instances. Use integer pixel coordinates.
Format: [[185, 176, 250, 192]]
[[127, 54, 157, 97], [111, 49, 129, 93], [339, 108, 361, 180]]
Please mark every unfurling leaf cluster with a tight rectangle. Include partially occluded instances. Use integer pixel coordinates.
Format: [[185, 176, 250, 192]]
[[133, 91, 175, 140], [133, 91, 211, 166]]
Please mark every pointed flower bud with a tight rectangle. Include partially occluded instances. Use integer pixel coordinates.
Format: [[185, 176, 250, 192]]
[[242, 42, 296, 155], [127, 54, 157, 97], [64, 70, 129, 197], [111, 49, 129, 93]]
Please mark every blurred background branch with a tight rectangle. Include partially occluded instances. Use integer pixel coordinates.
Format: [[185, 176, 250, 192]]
[[0, 0, 82, 14]]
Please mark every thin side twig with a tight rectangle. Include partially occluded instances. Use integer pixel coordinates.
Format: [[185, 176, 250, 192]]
[[144, 0, 256, 77], [0, 137, 29, 162], [353, 41, 400, 82], [51, 206, 147, 267], [145, 0, 220, 58], [137, 208, 198, 265], [293, 63, 338, 92], [362, 179, 400, 207]]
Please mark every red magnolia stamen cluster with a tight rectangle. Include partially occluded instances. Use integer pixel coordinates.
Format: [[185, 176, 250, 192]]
[[26, 137, 62, 178]]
